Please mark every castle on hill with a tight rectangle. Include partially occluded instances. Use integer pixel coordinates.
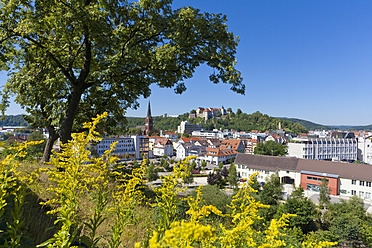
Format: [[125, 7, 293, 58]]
[[189, 106, 228, 120]]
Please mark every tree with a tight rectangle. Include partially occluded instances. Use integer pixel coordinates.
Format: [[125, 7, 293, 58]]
[[147, 162, 158, 182], [227, 163, 238, 189], [276, 186, 317, 234], [0, 0, 244, 163], [259, 174, 283, 224], [254, 140, 287, 156], [319, 177, 330, 209], [236, 108, 242, 115], [230, 156, 234, 164], [201, 160, 207, 171], [221, 166, 229, 178]]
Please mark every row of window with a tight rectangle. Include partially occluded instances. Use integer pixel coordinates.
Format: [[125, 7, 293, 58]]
[[101, 139, 133, 144], [351, 190, 371, 199], [351, 180, 372, 187], [307, 176, 329, 182]]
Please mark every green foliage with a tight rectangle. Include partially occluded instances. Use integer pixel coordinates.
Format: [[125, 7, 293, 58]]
[[0, 115, 28, 127], [254, 140, 287, 156], [276, 186, 317, 234], [259, 174, 283, 224], [227, 164, 238, 189], [318, 177, 330, 209], [147, 163, 159, 182], [278, 117, 331, 131], [26, 131, 46, 158], [1, 0, 243, 161], [189, 185, 231, 214], [125, 111, 308, 134]]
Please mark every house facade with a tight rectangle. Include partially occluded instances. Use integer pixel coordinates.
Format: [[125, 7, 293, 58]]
[[153, 138, 174, 157], [235, 154, 372, 201]]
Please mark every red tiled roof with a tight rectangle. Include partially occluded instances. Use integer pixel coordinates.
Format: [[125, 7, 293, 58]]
[[205, 147, 238, 157], [155, 138, 172, 148], [181, 137, 200, 143]]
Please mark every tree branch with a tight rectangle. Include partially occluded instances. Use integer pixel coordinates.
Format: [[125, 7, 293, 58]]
[[18, 33, 76, 84]]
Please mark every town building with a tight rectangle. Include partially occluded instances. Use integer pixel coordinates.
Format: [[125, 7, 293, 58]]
[[191, 130, 219, 138], [177, 121, 203, 135], [221, 139, 245, 153], [197, 146, 237, 165], [96, 135, 150, 159], [288, 137, 357, 162], [357, 136, 372, 164], [235, 154, 372, 201], [153, 138, 174, 157], [175, 142, 206, 160]]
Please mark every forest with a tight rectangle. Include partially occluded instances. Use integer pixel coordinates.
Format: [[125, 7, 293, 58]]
[[126, 111, 308, 134]]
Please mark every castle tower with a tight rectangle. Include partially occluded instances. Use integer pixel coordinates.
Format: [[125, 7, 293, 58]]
[[145, 101, 153, 135]]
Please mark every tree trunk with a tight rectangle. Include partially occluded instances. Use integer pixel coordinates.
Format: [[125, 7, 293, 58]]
[[59, 87, 84, 145], [41, 125, 59, 163]]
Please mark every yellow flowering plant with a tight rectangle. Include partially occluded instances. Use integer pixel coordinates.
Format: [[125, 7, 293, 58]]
[[0, 140, 43, 247], [109, 159, 147, 248], [150, 156, 195, 237], [37, 113, 113, 247]]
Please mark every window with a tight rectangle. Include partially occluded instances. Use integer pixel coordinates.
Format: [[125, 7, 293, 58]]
[[366, 192, 371, 200], [359, 191, 365, 198], [351, 190, 356, 195], [360, 181, 365, 186], [366, 182, 371, 187], [307, 176, 328, 182], [352, 180, 356, 185]]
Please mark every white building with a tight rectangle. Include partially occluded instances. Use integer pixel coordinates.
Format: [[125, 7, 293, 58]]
[[96, 135, 150, 159], [288, 137, 357, 162], [177, 121, 204, 135], [153, 138, 174, 157], [235, 154, 372, 202], [357, 136, 372, 164], [197, 147, 237, 165], [175, 142, 206, 160], [191, 130, 218, 138]]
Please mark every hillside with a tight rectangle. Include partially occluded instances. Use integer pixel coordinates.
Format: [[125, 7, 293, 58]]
[[278, 117, 372, 131], [127, 111, 308, 134], [330, 124, 372, 131], [0, 115, 29, 126], [278, 117, 331, 131]]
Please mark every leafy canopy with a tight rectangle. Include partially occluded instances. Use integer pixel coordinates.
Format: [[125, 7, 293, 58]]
[[0, 0, 244, 159]]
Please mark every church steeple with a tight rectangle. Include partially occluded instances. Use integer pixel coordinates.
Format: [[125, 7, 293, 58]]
[[147, 101, 152, 118], [145, 101, 153, 135]]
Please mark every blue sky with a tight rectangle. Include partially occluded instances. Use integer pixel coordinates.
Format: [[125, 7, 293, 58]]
[[2, 0, 372, 125]]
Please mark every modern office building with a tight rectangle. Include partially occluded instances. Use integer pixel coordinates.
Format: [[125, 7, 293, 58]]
[[96, 135, 150, 159], [288, 137, 357, 162]]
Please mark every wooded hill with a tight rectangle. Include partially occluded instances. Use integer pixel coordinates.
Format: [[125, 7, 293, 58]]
[[0, 115, 29, 127], [278, 117, 332, 131], [127, 111, 308, 134]]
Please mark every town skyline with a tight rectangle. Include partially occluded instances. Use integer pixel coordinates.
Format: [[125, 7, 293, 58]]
[[2, 0, 372, 126]]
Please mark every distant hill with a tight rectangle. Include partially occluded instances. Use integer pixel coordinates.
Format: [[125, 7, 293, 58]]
[[330, 125, 372, 131], [128, 111, 308, 134], [277, 117, 332, 131], [278, 117, 372, 131], [0, 115, 29, 127]]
